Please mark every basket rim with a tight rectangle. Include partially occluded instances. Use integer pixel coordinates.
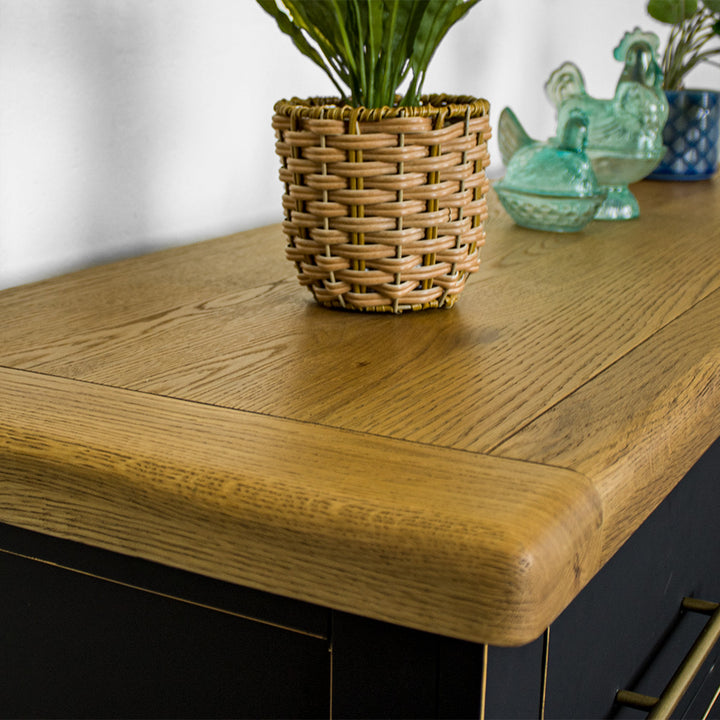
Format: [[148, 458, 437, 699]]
[[274, 94, 490, 122]]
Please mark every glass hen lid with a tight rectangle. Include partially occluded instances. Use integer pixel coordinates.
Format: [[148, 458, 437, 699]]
[[497, 109, 602, 198]]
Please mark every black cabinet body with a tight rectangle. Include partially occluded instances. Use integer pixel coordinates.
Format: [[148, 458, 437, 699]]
[[1, 438, 718, 718]]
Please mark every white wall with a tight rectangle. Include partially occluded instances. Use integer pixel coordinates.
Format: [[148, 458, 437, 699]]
[[0, 0, 713, 289]]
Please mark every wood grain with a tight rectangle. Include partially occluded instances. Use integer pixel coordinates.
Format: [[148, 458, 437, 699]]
[[0, 178, 718, 645], [493, 289, 720, 565], [0, 183, 717, 456], [0, 367, 600, 646]]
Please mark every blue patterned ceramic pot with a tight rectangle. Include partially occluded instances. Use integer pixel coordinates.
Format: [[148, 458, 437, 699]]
[[649, 90, 719, 181]]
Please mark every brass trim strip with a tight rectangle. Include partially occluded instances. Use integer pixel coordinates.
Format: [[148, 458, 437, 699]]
[[702, 683, 720, 720], [616, 598, 720, 719], [480, 643, 488, 720], [0, 546, 327, 640], [328, 634, 334, 720], [539, 627, 550, 720]]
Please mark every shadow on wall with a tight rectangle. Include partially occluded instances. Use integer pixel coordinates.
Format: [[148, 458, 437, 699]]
[[0, 3, 162, 286], [69, 4, 158, 266], [0, 1, 279, 289]]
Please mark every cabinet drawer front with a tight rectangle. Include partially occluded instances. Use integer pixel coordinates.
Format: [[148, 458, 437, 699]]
[[0, 548, 330, 718]]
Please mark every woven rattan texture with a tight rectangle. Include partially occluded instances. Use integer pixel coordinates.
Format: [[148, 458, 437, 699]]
[[273, 96, 492, 313]]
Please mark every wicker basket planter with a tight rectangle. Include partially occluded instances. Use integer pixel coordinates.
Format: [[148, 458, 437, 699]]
[[272, 95, 491, 313]]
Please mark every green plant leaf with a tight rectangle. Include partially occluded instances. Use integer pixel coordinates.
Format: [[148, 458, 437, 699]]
[[257, 0, 350, 98], [387, 0, 429, 104], [284, 0, 351, 71], [256, 0, 322, 67], [648, 0, 698, 23], [362, 0, 383, 104], [403, 0, 481, 105], [257, 0, 483, 107], [703, 0, 720, 13]]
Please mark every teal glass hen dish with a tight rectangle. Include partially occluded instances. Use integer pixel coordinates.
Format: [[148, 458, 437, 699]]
[[500, 29, 669, 221], [495, 110, 606, 232]]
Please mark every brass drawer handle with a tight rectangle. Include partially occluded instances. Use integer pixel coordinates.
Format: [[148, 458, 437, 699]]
[[616, 597, 720, 719]]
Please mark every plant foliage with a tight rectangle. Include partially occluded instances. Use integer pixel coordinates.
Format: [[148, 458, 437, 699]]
[[256, 0, 482, 107], [647, 0, 720, 89]]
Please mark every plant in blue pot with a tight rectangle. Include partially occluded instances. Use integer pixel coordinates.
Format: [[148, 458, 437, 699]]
[[647, 0, 720, 180]]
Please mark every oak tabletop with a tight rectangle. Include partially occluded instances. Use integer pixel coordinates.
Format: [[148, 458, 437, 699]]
[[1, 179, 718, 646]]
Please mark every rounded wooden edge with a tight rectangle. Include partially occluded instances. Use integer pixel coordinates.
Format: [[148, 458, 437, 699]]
[[0, 368, 603, 646]]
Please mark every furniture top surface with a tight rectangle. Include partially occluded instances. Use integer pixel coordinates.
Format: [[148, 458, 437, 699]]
[[1, 179, 719, 645]]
